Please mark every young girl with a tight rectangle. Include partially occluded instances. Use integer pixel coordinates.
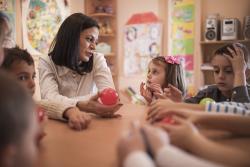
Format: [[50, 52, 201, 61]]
[[2, 46, 91, 131], [140, 56, 186, 104], [185, 43, 250, 103]]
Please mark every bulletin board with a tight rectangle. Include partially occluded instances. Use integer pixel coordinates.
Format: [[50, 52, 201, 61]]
[[0, 0, 16, 43], [124, 12, 162, 76], [22, 0, 69, 56], [168, 0, 195, 96]]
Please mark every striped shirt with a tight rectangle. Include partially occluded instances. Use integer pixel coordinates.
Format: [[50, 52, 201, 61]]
[[205, 102, 250, 116]]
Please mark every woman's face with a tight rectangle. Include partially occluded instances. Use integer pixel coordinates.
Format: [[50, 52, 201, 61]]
[[79, 27, 99, 62]]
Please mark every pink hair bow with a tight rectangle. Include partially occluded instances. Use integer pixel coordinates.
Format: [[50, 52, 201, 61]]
[[164, 56, 180, 65]]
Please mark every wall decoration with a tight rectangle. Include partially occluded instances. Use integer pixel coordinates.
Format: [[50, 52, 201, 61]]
[[124, 12, 162, 76], [22, 0, 69, 56], [168, 0, 195, 96], [0, 0, 16, 47]]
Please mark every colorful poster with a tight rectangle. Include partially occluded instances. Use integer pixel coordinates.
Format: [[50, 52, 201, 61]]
[[22, 0, 69, 56], [168, 0, 195, 96], [0, 0, 16, 46], [124, 12, 162, 76]]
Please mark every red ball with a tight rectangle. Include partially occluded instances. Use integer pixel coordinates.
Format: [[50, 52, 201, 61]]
[[161, 116, 175, 125], [36, 106, 45, 122], [100, 88, 118, 105]]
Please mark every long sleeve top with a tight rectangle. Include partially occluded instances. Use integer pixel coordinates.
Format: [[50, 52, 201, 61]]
[[185, 85, 250, 104], [124, 145, 224, 167], [38, 53, 115, 106], [205, 101, 250, 116]]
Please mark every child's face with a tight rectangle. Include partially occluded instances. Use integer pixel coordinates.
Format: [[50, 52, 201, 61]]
[[212, 55, 234, 93], [147, 62, 166, 87], [10, 61, 36, 95]]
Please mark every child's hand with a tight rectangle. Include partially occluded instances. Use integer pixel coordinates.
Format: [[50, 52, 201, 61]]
[[225, 44, 247, 87], [225, 44, 247, 74], [163, 84, 183, 102], [140, 82, 153, 104], [140, 124, 169, 157], [117, 122, 146, 166], [148, 108, 200, 124], [147, 83, 164, 98], [156, 116, 200, 150], [147, 99, 176, 121], [64, 107, 91, 130]]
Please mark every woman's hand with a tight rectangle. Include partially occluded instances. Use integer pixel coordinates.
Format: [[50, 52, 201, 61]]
[[77, 94, 123, 118], [156, 116, 200, 150], [140, 82, 153, 104], [63, 107, 91, 130]]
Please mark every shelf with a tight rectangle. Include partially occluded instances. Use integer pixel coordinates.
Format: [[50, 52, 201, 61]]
[[89, 13, 115, 18], [99, 33, 115, 37], [200, 39, 250, 45]]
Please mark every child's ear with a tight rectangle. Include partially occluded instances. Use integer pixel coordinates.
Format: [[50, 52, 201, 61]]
[[0, 145, 17, 167]]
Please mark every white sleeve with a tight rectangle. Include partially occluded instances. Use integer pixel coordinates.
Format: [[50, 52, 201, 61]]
[[93, 53, 115, 91], [123, 151, 155, 167], [36, 100, 73, 121], [155, 145, 224, 167], [38, 57, 79, 106], [205, 102, 250, 116]]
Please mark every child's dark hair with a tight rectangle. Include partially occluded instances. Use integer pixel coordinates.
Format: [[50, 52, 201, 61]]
[[0, 70, 34, 151], [2, 46, 34, 70], [151, 56, 186, 95], [213, 43, 250, 65]]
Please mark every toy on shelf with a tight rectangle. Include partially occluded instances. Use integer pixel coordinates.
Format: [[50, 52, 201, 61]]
[[95, 5, 113, 14]]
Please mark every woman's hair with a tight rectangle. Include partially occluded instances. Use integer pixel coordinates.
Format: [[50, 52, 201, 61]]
[[213, 43, 250, 66], [2, 46, 34, 70], [0, 70, 34, 151], [151, 56, 186, 95], [49, 13, 99, 75]]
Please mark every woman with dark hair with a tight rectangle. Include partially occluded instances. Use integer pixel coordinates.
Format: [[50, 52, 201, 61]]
[[39, 13, 121, 117]]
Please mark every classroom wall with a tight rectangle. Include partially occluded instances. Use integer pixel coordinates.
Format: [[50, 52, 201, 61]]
[[195, 0, 250, 89], [117, 0, 166, 92], [15, 0, 84, 47]]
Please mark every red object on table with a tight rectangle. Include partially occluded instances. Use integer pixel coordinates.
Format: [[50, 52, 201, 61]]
[[37, 106, 45, 122], [161, 116, 175, 125], [100, 88, 119, 105]]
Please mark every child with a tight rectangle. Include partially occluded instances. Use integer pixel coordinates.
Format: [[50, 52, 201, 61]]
[[0, 71, 39, 167], [117, 117, 250, 167], [185, 43, 250, 103], [2, 46, 91, 131], [140, 56, 186, 104]]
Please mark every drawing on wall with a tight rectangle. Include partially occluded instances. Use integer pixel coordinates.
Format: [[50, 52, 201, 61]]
[[124, 12, 162, 76], [22, 0, 69, 56], [168, 0, 195, 96], [0, 0, 16, 47]]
